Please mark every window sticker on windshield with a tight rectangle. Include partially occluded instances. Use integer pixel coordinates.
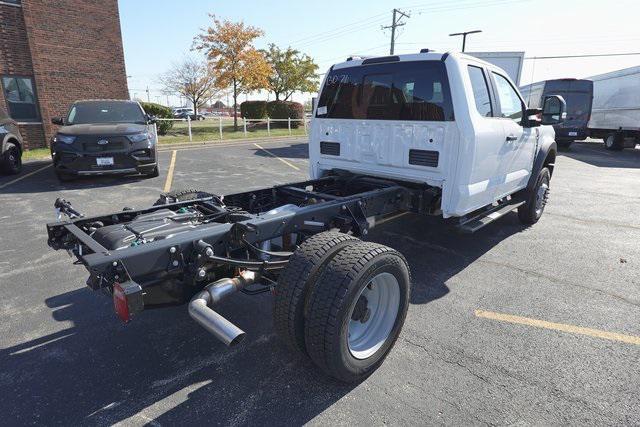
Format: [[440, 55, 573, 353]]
[[101, 109, 109, 113], [317, 106, 327, 115]]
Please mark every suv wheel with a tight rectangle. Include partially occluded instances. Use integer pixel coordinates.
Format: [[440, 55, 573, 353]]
[[1, 142, 22, 175]]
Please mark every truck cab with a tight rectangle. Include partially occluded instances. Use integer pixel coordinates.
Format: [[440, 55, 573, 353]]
[[310, 51, 563, 219]]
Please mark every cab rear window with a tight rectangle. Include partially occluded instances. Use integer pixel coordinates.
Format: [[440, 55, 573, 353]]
[[316, 61, 454, 121]]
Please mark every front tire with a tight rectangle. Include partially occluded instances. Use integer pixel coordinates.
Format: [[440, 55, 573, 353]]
[[144, 165, 159, 178], [1, 142, 22, 175], [304, 242, 410, 383], [518, 167, 550, 225]]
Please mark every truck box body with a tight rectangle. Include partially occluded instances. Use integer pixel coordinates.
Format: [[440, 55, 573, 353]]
[[467, 51, 525, 86], [587, 66, 640, 136]]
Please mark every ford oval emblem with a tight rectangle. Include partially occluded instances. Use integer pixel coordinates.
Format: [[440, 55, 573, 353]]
[[97, 139, 109, 145]]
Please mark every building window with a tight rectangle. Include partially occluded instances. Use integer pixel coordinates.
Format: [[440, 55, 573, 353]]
[[0, 0, 22, 6], [1, 76, 39, 121]]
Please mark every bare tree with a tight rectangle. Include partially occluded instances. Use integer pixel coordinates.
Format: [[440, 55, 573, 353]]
[[159, 57, 218, 114]]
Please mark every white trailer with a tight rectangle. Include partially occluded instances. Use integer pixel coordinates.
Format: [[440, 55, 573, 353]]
[[587, 66, 640, 150], [467, 51, 525, 86]]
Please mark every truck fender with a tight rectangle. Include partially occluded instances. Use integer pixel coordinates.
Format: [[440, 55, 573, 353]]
[[526, 138, 557, 192]]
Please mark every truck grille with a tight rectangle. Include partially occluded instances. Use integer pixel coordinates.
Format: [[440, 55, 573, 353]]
[[79, 136, 127, 152], [409, 149, 439, 167], [320, 141, 340, 156]]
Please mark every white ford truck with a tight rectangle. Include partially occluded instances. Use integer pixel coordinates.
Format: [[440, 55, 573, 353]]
[[47, 51, 565, 383]]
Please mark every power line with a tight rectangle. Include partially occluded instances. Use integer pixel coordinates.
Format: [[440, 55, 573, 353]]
[[382, 9, 411, 55]]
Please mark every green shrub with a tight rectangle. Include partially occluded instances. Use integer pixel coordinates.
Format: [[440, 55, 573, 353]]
[[240, 101, 268, 119], [140, 102, 173, 135], [267, 101, 304, 128]]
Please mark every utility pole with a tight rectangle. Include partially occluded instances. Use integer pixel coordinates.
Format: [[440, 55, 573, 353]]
[[383, 8, 410, 55], [146, 86, 150, 102], [449, 30, 482, 52]]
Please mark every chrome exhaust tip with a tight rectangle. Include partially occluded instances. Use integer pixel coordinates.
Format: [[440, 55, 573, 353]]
[[188, 271, 256, 346]]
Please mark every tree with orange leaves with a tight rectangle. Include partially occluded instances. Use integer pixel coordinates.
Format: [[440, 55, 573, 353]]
[[194, 16, 271, 130]]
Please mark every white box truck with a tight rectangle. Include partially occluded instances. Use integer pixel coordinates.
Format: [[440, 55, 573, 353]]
[[467, 51, 525, 86], [587, 66, 640, 150]]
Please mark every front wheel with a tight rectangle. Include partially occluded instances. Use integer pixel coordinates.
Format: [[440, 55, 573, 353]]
[[304, 242, 410, 382], [1, 142, 22, 175], [144, 165, 159, 178], [518, 167, 550, 225]]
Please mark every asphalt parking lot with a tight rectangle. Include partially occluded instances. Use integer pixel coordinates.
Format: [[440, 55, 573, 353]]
[[0, 138, 638, 425]]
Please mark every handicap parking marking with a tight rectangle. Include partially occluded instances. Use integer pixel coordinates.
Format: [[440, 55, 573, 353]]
[[475, 309, 640, 346], [0, 163, 52, 190]]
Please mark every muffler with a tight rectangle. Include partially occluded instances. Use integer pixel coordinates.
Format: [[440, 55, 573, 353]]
[[188, 270, 256, 346]]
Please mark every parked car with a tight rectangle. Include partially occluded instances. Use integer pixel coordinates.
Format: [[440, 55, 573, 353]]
[[172, 108, 194, 118], [0, 106, 23, 175], [47, 51, 565, 382], [50, 100, 158, 181], [174, 111, 205, 121]]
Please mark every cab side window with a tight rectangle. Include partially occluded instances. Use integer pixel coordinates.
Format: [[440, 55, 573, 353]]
[[492, 72, 523, 124], [468, 66, 492, 117]]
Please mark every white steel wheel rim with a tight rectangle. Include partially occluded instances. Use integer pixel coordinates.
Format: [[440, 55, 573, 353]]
[[348, 272, 400, 360], [535, 180, 549, 216]]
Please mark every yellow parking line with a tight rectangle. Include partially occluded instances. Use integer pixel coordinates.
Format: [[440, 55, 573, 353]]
[[475, 309, 640, 346], [163, 150, 177, 192], [0, 163, 52, 190], [253, 143, 301, 171]]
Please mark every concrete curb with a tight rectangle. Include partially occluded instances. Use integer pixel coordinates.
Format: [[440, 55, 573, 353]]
[[157, 135, 308, 151]]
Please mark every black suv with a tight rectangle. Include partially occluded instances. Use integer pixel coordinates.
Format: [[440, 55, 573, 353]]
[[50, 100, 159, 181], [0, 105, 23, 175]]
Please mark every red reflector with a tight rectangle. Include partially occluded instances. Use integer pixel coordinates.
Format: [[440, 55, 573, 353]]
[[113, 282, 130, 322]]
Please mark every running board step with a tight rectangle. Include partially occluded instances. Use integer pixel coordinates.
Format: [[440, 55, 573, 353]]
[[457, 201, 525, 233]]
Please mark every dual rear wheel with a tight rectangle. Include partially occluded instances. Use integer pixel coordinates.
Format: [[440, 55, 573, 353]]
[[274, 232, 411, 383]]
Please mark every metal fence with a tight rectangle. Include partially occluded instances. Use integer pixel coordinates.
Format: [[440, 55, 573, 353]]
[[155, 116, 310, 143]]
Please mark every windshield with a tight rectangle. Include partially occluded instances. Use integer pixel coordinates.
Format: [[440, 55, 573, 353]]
[[316, 60, 454, 121], [66, 102, 146, 125], [544, 80, 593, 123]]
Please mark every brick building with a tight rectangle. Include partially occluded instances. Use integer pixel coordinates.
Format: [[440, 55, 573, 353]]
[[0, 0, 129, 149]]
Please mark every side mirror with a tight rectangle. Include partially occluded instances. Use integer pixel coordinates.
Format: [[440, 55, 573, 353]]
[[524, 108, 542, 127], [146, 114, 157, 124], [51, 117, 64, 126], [541, 95, 566, 125]]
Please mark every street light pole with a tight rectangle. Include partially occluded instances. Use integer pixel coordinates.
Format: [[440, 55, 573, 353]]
[[449, 30, 482, 52]]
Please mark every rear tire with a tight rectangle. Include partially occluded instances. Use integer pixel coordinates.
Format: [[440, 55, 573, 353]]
[[1, 142, 22, 175], [604, 133, 624, 151], [304, 242, 410, 383], [518, 167, 550, 225], [274, 231, 360, 355]]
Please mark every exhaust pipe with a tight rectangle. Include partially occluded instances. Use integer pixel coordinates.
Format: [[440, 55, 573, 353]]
[[188, 270, 256, 346]]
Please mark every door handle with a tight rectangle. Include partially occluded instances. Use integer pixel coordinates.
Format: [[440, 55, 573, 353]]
[[505, 134, 518, 142]]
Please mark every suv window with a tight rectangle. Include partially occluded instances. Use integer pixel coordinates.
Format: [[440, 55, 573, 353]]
[[317, 61, 454, 121], [468, 66, 492, 117], [492, 72, 523, 123]]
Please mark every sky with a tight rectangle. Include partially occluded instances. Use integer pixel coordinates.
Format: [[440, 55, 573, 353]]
[[118, 0, 640, 107]]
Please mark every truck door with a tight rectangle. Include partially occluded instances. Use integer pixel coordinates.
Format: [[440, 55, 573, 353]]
[[490, 71, 536, 197]]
